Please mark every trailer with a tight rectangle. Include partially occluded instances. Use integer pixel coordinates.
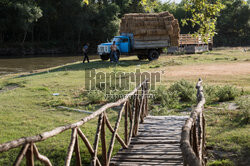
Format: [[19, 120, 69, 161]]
[[167, 34, 213, 54]]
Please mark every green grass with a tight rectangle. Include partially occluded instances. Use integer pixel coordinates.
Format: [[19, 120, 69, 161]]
[[0, 48, 249, 164], [206, 95, 250, 165]]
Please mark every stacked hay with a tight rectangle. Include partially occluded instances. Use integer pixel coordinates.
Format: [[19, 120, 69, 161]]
[[120, 12, 180, 46]]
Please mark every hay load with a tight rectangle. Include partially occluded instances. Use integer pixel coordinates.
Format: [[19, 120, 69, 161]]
[[119, 12, 180, 46]]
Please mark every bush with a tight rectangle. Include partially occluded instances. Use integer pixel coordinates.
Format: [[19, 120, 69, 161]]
[[216, 85, 240, 102], [235, 96, 250, 125], [86, 90, 106, 104], [204, 85, 219, 105], [208, 159, 234, 166], [153, 86, 180, 109], [168, 80, 196, 102]]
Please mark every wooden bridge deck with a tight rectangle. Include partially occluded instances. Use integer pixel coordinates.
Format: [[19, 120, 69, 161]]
[[110, 116, 188, 166]]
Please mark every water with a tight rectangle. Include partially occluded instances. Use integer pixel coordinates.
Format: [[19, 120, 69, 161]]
[[0, 54, 99, 76]]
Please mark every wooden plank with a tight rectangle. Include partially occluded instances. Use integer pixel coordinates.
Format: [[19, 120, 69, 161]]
[[131, 136, 181, 140], [110, 163, 183, 166], [138, 129, 182, 132], [127, 144, 181, 149], [116, 151, 182, 155], [130, 140, 180, 144], [117, 149, 182, 153], [111, 157, 183, 161]]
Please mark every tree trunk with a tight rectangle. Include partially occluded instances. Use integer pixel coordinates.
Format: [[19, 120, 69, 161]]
[[22, 30, 28, 45]]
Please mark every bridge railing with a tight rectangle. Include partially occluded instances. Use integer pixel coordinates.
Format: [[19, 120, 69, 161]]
[[181, 78, 206, 166], [0, 80, 149, 166]]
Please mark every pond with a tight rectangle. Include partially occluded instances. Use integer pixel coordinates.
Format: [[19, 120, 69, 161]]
[[0, 54, 99, 76]]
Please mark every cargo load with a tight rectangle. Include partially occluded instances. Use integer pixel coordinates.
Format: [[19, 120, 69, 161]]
[[119, 12, 180, 46]]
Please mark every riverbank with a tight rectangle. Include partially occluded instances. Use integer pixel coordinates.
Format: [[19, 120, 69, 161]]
[[0, 48, 249, 165], [0, 42, 98, 57]]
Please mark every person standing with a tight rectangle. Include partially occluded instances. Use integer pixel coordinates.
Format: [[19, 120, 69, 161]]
[[83, 43, 89, 63], [110, 41, 118, 63]]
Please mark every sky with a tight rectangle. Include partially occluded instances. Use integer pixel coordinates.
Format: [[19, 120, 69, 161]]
[[160, 0, 182, 3]]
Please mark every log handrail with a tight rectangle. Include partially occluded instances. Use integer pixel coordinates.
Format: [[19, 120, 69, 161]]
[[0, 79, 149, 166], [180, 78, 206, 166]]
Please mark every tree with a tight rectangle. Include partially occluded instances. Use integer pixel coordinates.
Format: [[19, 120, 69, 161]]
[[215, 0, 250, 46], [182, 0, 225, 42]]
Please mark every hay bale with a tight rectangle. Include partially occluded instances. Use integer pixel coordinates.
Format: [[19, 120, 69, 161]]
[[147, 29, 158, 35], [134, 29, 147, 35], [159, 12, 170, 17], [143, 35, 162, 41], [163, 15, 174, 22], [165, 25, 173, 35], [172, 19, 179, 26], [144, 21, 159, 28], [145, 17, 158, 21]]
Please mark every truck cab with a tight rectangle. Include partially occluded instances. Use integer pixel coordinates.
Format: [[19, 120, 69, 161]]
[[97, 36, 131, 60]]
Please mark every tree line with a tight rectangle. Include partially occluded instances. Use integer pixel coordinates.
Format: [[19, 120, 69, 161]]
[[0, 0, 249, 52]]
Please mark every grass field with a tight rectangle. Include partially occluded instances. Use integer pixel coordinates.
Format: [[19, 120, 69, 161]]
[[0, 48, 249, 165]]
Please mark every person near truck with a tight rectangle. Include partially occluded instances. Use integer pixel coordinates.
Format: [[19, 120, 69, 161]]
[[82, 43, 90, 63], [110, 41, 118, 63]]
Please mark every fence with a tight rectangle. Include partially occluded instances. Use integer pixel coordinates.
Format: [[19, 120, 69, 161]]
[[180, 78, 206, 166], [0, 80, 149, 166]]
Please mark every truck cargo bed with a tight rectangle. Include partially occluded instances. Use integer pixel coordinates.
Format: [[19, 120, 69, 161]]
[[134, 40, 170, 49]]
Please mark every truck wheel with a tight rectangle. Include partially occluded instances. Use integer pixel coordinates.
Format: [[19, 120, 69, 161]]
[[137, 54, 147, 60], [100, 54, 110, 61], [148, 50, 159, 61]]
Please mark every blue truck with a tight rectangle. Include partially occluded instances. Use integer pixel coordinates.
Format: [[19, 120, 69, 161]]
[[97, 33, 170, 61]]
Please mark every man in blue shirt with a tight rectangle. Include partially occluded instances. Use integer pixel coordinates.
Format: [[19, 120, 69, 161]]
[[83, 43, 90, 63]]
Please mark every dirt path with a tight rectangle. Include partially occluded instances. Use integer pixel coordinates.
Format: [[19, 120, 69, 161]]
[[161, 61, 250, 90], [164, 62, 250, 77]]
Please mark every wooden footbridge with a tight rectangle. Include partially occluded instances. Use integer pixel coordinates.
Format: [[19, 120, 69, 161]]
[[0, 79, 206, 166]]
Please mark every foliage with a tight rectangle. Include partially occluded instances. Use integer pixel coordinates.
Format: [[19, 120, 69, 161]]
[[141, 0, 159, 12], [168, 79, 196, 102], [235, 96, 250, 125], [215, 0, 250, 46], [182, 0, 225, 42], [216, 85, 240, 102], [152, 85, 180, 109], [86, 90, 106, 104], [207, 159, 234, 166]]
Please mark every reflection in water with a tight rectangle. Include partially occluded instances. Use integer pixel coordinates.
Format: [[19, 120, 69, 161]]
[[0, 54, 99, 76]]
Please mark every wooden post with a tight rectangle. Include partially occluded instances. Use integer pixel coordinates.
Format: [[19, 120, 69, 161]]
[[92, 113, 104, 166], [105, 115, 128, 149], [128, 97, 136, 145], [125, 102, 128, 145], [77, 128, 101, 166], [74, 133, 82, 166], [65, 128, 77, 166], [106, 103, 126, 165], [14, 144, 29, 166], [101, 113, 107, 166], [33, 144, 52, 166], [26, 143, 34, 166]]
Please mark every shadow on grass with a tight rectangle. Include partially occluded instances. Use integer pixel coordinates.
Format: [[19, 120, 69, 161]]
[[16, 59, 150, 78]]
